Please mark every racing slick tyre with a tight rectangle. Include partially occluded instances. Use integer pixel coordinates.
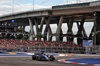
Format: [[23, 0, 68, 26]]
[[49, 55, 55, 61], [32, 55, 36, 60], [37, 55, 42, 61]]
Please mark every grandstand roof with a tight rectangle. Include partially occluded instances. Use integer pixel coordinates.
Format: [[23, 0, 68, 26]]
[[52, 1, 100, 9]]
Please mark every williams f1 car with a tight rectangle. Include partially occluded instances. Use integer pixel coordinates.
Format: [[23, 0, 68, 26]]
[[32, 53, 55, 61]]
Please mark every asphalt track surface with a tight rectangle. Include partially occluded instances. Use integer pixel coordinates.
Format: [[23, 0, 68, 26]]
[[0, 56, 100, 66]]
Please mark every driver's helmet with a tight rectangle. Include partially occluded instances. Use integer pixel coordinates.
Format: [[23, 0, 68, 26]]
[[41, 51, 44, 54]]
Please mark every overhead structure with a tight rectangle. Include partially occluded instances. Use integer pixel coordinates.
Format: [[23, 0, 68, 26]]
[[0, 1, 100, 46]]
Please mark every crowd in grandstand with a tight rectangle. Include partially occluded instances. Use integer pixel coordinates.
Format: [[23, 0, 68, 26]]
[[0, 39, 79, 49]]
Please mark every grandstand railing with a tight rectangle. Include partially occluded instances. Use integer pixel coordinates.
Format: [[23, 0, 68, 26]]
[[0, 46, 86, 54], [1, 45, 100, 54]]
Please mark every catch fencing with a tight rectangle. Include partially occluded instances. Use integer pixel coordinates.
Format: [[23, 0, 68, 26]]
[[85, 45, 100, 54]]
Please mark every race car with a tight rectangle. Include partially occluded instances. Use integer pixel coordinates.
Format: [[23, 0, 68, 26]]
[[32, 52, 55, 61]]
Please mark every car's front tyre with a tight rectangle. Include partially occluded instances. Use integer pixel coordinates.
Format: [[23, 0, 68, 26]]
[[49, 55, 55, 61]]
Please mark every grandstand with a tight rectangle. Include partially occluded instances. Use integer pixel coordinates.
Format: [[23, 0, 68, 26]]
[[0, 39, 84, 53], [0, 1, 100, 54]]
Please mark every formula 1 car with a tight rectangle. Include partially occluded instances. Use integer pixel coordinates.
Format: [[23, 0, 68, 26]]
[[32, 52, 55, 61]]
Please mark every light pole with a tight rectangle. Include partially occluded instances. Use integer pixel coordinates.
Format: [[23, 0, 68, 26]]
[[66, 0, 68, 4], [76, 0, 78, 3], [12, 0, 14, 14], [33, 0, 34, 10]]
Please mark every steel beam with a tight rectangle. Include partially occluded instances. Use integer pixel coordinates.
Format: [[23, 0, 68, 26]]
[[89, 27, 94, 39], [47, 18, 52, 41], [56, 17, 63, 41], [44, 17, 51, 41], [28, 17, 34, 40], [56, 16, 64, 41], [34, 17, 41, 41], [67, 18, 74, 42], [76, 18, 85, 46], [40, 17, 45, 32], [76, 21, 87, 38]]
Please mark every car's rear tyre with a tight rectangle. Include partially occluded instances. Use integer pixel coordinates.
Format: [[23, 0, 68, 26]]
[[32, 55, 36, 60], [49, 55, 55, 61]]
